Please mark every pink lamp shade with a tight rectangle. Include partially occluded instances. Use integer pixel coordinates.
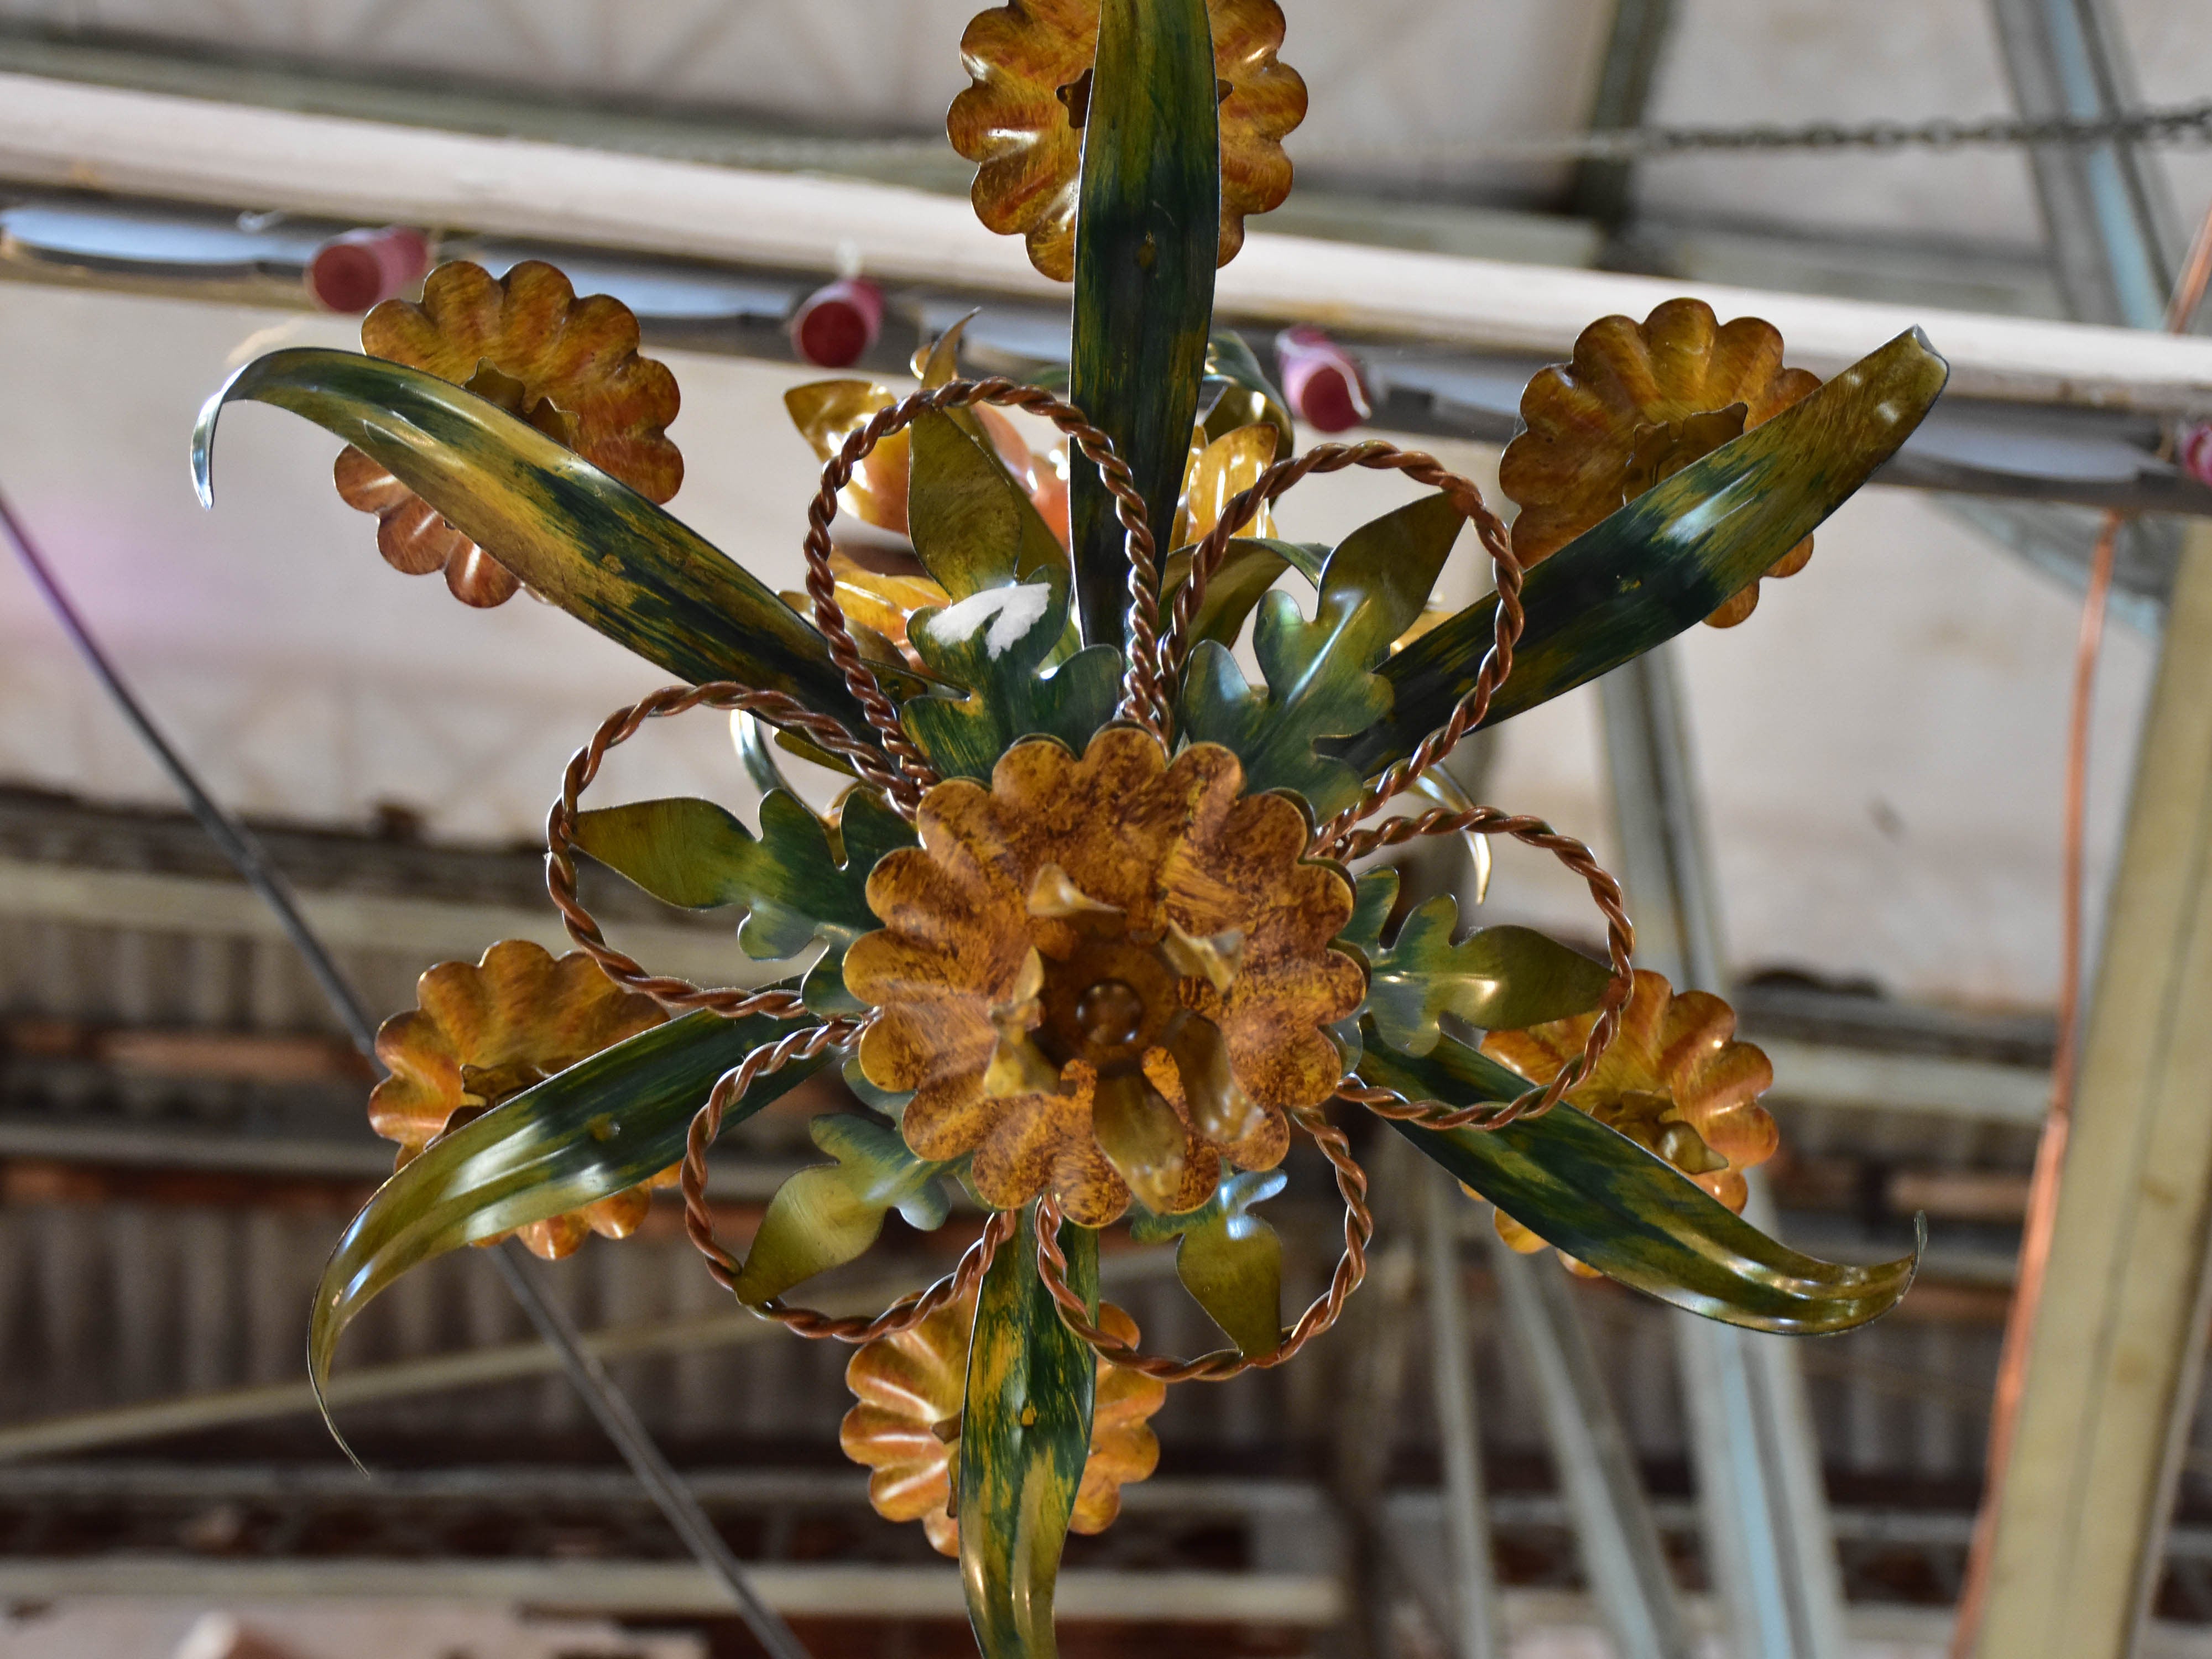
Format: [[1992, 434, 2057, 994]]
[[306, 226, 432, 314], [2183, 422, 2212, 490], [790, 277, 885, 368], [1275, 324, 1371, 434]]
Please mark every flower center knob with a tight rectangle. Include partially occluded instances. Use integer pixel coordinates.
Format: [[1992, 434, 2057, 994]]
[[1076, 979, 1145, 1048]]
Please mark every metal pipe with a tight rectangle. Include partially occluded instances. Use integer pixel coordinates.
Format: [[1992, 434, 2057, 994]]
[[1484, 1228, 1693, 1659], [1599, 644, 1849, 1659], [1420, 1162, 1504, 1659]]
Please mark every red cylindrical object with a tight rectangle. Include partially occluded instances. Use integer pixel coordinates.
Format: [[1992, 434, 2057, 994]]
[[306, 226, 432, 314], [1275, 324, 1371, 434], [790, 277, 884, 368], [2183, 422, 2212, 489]]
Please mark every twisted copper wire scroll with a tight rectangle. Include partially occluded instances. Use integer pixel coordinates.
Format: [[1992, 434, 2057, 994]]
[[799, 378, 1172, 801], [546, 681, 893, 1019], [677, 1019, 1024, 1343], [1031, 1104, 1371, 1382], [1159, 439, 1524, 845], [541, 388, 1650, 1374], [1335, 808, 1635, 1130]]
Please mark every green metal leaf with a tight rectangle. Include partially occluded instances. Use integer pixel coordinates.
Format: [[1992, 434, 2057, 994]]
[[1368, 901, 1611, 1056], [903, 617, 1123, 782], [909, 409, 1072, 604], [1337, 868, 1400, 959], [195, 348, 876, 732], [1361, 1026, 1918, 1334], [311, 1007, 829, 1392], [731, 1114, 954, 1303], [573, 789, 911, 962], [1181, 536, 1327, 653], [1067, 0, 1219, 649], [960, 1209, 1099, 1659], [1129, 1169, 1286, 1355], [1202, 332, 1295, 458], [1331, 328, 1949, 779], [901, 408, 1120, 777], [1179, 493, 1463, 815]]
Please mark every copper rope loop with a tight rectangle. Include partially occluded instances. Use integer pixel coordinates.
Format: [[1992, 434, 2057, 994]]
[[680, 1027, 1021, 1343], [800, 379, 1168, 793], [546, 681, 883, 1019], [1030, 1104, 1371, 1381], [1333, 807, 1636, 1129], [1156, 440, 1525, 848]]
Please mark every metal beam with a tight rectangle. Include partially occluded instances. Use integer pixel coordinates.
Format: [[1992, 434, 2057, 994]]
[[1422, 1163, 1505, 1659], [8, 77, 2212, 414], [1971, 523, 2212, 1657], [1598, 646, 1849, 1659], [1484, 1227, 1694, 1659], [0, 1248, 1178, 1462], [0, 1557, 1346, 1623], [1572, 0, 1679, 230], [1987, 0, 2180, 330], [0, 854, 755, 987]]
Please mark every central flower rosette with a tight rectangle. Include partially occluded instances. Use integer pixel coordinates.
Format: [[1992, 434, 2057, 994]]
[[844, 726, 1364, 1225]]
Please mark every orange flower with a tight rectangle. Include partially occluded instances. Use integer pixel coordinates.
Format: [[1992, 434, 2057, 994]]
[[839, 1291, 1166, 1555], [1481, 969, 1779, 1264], [1498, 298, 1820, 627], [843, 727, 1362, 1225], [948, 0, 1307, 281], [335, 260, 682, 607], [369, 940, 670, 1260]]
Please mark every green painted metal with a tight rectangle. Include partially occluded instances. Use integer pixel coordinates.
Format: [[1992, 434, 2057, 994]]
[[1333, 329, 1950, 779], [1366, 1027, 1919, 1334], [1180, 492, 1463, 815], [732, 1115, 956, 1304], [959, 1209, 1099, 1659], [1066, 0, 1220, 649], [1129, 1168, 1287, 1355], [901, 407, 1123, 778], [1181, 535, 1326, 652], [194, 348, 870, 731], [1368, 902, 1613, 1055], [574, 790, 911, 962], [310, 1008, 829, 1392]]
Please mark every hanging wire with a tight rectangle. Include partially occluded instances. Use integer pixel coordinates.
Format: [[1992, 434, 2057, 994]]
[[0, 484, 813, 1659]]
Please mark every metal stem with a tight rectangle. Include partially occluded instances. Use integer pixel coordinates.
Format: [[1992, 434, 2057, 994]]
[[1, 482, 810, 1656]]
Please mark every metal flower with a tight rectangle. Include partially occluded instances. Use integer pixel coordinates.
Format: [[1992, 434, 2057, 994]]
[[947, 0, 1307, 281], [839, 1290, 1166, 1555], [1481, 968, 1780, 1259], [369, 940, 670, 1260], [1498, 297, 1821, 627], [334, 260, 683, 607], [844, 726, 1363, 1225]]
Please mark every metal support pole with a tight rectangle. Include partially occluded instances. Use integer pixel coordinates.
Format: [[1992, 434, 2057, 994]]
[[1484, 1228, 1693, 1659], [1987, 0, 2180, 330], [1598, 645, 1849, 1659], [1572, 0, 1680, 232], [1969, 525, 2212, 1658], [1420, 1163, 1504, 1659]]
